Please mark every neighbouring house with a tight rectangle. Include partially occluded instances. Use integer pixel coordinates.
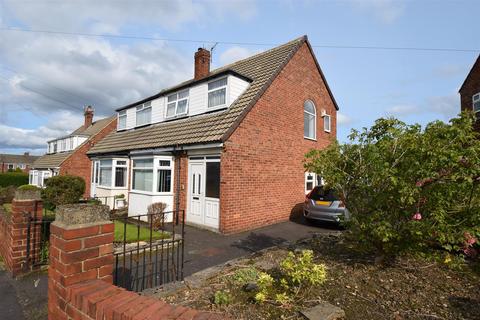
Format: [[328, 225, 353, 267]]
[[87, 36, 338, 234], [460, 55, 480, 123], [0, 152, 39, 173], [30, 107, 116, 197]]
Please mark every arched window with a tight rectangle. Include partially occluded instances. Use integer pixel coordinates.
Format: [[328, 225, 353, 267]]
[[304, 100, 316, 139]]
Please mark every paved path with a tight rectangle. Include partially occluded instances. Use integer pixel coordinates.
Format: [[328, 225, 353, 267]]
[[182, 217, 339, 277]]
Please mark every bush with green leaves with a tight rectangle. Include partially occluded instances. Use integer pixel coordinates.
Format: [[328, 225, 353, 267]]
[[304, 112, 480, 263], [41, 175, 85, 208], [252, 250, 327, 305], [0, 172, 28, 187], [213, 290, 232, 306]]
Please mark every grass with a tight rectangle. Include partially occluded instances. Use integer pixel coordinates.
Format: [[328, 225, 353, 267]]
[[114, 220, 170, 243], [2, 203, 55, 219]]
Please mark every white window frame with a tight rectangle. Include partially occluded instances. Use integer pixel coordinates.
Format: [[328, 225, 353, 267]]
[[304, 100, 317, 140], [305, 172, 323, 194], [94, 158, 129, 189], [136, 102, 152, 127], [473, 93, 480, 113], [130, 156, 174, 195], [7, 163, 14, 170], [98, 159, 113, 187], [207, 77, 228, 110], [323, 114, 331, 133], [118, 110, 127, 130], [165, 89, 189, 119]]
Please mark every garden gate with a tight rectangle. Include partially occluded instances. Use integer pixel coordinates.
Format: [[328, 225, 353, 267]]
[[25, 213, 54, 269], [112, 210, 185, 292]]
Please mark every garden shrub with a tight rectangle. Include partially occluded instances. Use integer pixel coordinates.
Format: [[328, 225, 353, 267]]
[[18, 184, 40, 191], [0, 186, 17, 204], [0, 172, 28, 187], [41, 175, 85, 208], [213, 290, 232, 306], [305, 112, 480, 263]]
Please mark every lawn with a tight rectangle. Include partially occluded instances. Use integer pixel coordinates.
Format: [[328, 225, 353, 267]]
[[113, 220, 169, 243]]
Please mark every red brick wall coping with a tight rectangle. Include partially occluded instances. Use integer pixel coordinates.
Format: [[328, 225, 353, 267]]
[[66, 279, 224, 320]]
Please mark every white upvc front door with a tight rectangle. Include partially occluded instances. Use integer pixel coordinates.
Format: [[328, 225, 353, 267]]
[[187, 156, 220, 230]]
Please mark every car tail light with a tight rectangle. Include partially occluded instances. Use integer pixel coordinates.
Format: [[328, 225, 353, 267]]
[[338, 201, 345, 208]]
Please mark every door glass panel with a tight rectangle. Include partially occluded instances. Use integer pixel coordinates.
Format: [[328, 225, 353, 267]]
[[206, 162, 220, 198], [198, 173, 201, 195], [192, 173, 195, 194]]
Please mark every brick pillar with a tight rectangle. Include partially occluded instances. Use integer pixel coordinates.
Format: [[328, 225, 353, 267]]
[[9, 189, 43, 276], [48, 204, 114, 320]]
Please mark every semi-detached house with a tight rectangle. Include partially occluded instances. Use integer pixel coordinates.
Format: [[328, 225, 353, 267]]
[[87, 36, 339, 234]]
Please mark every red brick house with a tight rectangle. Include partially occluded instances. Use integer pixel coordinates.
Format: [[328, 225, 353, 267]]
[[30, 107, 116, 197], [460, 55, 480, 118], [0, 152, 38, 173], [87, 36, 338, 234]]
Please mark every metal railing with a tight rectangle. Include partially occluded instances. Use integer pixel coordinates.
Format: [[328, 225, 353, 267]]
[[112, 210, 185, 292], [25, 213, 54, 269]]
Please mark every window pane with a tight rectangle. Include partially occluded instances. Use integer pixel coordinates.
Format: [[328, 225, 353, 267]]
[[324, 115, 331, 131], [100, 159, 112, 166], [118, 114, 127, 129], [167, 93, 177, 102], [178, 90, 189, 99], [159, 160, 170, 167], [208, 88, 226, 108], [116, 160, 127, 166], [100, 167, 112, 186], [208, 78, 227, 90], [136, 108, 151, 126], [133, 169, 153, 191], [177, 100, 187, 114], [166, 103, 176, 117], [133, 159, 153, 168], [206, 162, 220, 198], [304, 100, 315, 114], [306, 181, 313, 191], [115, 167, 126, 187], [157, 169, 172, 192]]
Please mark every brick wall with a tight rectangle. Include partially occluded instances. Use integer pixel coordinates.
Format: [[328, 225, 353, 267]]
[[0, 195, 43, 276], [60, 118, 117, 198], [48, 204, 225, 320], [460, 57, 480, 112], [220, 42, 337, 234]]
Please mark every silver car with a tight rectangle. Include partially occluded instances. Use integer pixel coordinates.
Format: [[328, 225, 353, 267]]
[[303, 186, 350, 224]]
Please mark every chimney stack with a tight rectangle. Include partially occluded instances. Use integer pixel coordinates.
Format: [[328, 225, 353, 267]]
[[194, 48, 211, 80], [24, 152, 29, 156], [84, 106, 94, 128]]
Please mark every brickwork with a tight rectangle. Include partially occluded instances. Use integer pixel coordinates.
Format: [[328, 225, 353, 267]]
[[0, 197, 43, 276], [60, 118, 117, 198], [220, 42, 337, 234], [48, 204, 226, 320], [174, 152, 188, 223], [460, 56, 480, 112]]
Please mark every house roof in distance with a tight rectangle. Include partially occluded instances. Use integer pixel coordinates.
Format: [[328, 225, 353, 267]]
[[0, 153, 39, 165], [88, 35, 338, 155], [33, 116, 116, 169]]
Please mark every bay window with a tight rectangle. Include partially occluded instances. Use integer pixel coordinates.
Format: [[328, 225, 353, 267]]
[[94, 159, 128, 188], [114, 160, 127, 187], [132, 157, 173, 194], [136, 102, 152, 127], [166, 90, 189, 118], [132, 158, 154, 192], [208, 77, 227, 109]]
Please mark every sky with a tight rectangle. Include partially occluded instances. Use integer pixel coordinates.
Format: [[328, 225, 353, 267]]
[[0, 0, 478, 155]]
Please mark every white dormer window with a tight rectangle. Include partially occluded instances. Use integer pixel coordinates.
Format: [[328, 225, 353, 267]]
[[208, 77, 227, 109], [166, 89, 189, 118], [118, 110, 127, 130], [473, 93, 480, 113], [323, 114, 331, 133], [136, 102, 152, 127]]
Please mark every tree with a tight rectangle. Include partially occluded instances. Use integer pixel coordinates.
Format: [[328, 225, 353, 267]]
[[41, 175, 85, 208], [305, 112, 480, 263]]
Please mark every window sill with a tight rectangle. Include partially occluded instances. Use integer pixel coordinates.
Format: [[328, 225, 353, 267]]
[[96, 186, 128, 190], [324, 130, 331, 134], [129, 190, 174, 197], [304, 136, 317, 141], [207, 104, 227, 112]]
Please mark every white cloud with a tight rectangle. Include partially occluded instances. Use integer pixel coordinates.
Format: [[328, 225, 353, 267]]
[[386, 104, 418, 116], [337, 112, 352, 126], [218, 46, 259, 66], [427, 94, 459, 119], [350, 0, 405, 24]]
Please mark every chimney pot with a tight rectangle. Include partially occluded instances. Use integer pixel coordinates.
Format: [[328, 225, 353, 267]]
[[84, 106, 94, 128], [194, 48, 211, 80]]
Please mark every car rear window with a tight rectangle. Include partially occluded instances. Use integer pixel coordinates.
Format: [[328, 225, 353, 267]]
[[308, 187, 339, 201]]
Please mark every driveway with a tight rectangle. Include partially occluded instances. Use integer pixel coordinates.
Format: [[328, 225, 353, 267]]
[[182, 217, 340, 277]]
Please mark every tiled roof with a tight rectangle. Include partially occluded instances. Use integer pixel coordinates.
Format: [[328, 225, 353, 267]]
[[0, 153, 39, 165], [70, 116, 116, 136], [88, 36, 334, 155], [32, 151, 74, 169]]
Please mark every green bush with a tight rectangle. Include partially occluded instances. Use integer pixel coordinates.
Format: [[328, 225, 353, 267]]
[[0, 172, 28, 187], [305, 112, 480, 263], [18, 184, 40, 191], [41, 175, 85, 207]]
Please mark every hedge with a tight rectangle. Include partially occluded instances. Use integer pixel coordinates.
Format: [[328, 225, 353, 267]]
[[0, 172, 29, 187]]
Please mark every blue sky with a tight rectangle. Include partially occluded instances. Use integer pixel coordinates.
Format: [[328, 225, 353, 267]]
[[0, 0, 478, 154]]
